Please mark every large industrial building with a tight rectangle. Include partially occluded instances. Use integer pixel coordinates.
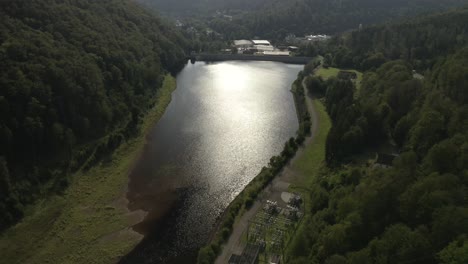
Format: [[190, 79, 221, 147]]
[[233, 39, 290, 56], [233, 39, 254, 49]]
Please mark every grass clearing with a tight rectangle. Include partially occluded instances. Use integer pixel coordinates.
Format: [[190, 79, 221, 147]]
[[0, 75, 177, 264], [289, 100, 331, 188], [315, 67, 363, 90], [315, 67, 340, 80]]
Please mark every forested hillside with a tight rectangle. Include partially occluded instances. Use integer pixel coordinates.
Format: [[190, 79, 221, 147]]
[[136, 0, 270, 15], [289, 8, 468, 264], [324, 8, 468, 71], [0, 0, 187, 232], [138, 0, 468, 40], [239, 0, 468, 38]]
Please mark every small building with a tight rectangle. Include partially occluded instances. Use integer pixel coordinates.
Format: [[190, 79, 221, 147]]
[[221, 48, 233, 54], [175, 20, 183, 27], [303, 34, 330, 42], [413, 70, 424, 80], [263, 51, 290, 56], [270, 254, 281, 264], [228, 254, 242, 264], [238, 244, 261, 264], [252, 39, 271, 46]]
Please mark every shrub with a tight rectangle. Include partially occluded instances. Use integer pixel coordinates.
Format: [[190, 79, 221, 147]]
[[245, 197, 254, 208], [221, 228, 231, 241], [197, 246, 216, 264]]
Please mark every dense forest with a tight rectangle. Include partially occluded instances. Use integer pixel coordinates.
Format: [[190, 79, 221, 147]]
[[138, 0, 468, 40], [136, 0, 270, 16], [239, 0, 468, 39], [323, 8, 468, 71], [0, 0, 188, 232], [289, 8, 468, 264]]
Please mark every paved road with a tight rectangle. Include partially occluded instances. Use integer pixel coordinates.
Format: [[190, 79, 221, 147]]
[[215, 76, 320, 263]]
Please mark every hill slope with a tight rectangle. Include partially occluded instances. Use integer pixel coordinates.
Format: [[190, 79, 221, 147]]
[[0, 0, 187, 232], [136, 0, 270, 15], [138, 0, 468, 39], [240, 0, 468, 36], [326, 7, 468, 70], [288, 8, 468, 264]]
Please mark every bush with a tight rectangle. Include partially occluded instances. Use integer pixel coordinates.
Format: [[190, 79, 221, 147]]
[[245, 197, 254, 208], [296, 134, 305, 145], [222, 213, 235, 230], [197, 246, 216, 264], [210, 242, 221, 255], [221, 227, 231, 241], [303, 120, 311, 134], [289, 137, 298, 150]]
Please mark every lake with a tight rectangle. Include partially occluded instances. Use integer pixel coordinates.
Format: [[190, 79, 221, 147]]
[[120, 61, 302, 263]]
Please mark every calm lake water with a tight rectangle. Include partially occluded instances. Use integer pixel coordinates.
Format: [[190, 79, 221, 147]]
[[120, 61, 302, 264]]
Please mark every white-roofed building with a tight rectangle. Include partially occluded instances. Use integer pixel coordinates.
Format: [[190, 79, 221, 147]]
[[305, 34, 330, 42], [253, 45, 274, 52], [263, 51, 290, 56], [233, 40, 253, 49], [252, 40, 271, 46]]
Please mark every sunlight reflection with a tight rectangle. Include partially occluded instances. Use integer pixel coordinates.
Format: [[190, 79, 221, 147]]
[[127, 61, 303, 260]]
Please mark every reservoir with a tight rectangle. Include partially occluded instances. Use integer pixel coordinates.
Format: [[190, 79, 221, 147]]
[[121, 61, 302, 263]]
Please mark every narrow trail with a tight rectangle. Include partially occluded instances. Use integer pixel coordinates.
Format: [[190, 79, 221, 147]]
[[302, 77, 320, 145], [215, 76, 320, 263]]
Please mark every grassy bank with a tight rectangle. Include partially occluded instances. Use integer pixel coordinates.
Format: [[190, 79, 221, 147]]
[[0, 75, 177, 264], [285, 91, 332, 261], [289, 100, 331, 188]]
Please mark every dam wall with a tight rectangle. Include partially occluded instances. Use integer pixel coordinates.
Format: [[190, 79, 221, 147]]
[[192, 54, 313, 64]]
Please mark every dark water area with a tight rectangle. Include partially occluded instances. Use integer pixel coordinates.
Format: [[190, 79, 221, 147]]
[[120, 61, 302, 264]]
